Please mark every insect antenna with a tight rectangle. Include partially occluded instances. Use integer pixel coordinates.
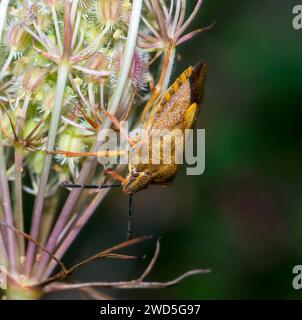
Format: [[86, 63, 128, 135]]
[[63, 184, 134, 241], [63, 183, 122, 189]]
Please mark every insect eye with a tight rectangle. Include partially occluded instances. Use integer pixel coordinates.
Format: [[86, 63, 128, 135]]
[[132, 171, 140, 178]]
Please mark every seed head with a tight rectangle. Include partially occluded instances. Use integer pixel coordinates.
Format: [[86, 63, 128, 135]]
[[37, 85, 76, 114], [84, 52, 110, 84], [56, 127, 88, 165], [94, 0, 130, 29], [37, 0, 64, 15], [111, 46, 149, 91], [22, 67, 46, 94], [7, 23, 31, 51]]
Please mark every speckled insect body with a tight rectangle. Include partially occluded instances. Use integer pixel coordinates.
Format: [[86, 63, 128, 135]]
[[123, 61, 207, 195]]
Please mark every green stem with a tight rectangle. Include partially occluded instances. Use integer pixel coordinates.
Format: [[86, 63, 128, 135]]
[[107, 0, 143, 116], [14, 145, 25, 257], [51, 7, 63, 54], [70, 0, 79, 27], [0, 0, 9, 45], [25, 63, 70, 276], [39, 195, 60, 246], [0, 206, 8, 268], [14, 94, 31, 259], [0, 49, 15, 81], [0, 129, 18, 273], [161, 47, 176, 94]]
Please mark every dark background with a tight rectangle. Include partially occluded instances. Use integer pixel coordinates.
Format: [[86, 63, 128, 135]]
[[47, 0, 302, 299]]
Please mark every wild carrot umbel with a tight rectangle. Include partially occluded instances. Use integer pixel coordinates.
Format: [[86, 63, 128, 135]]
[[0, 0, 210, 299]]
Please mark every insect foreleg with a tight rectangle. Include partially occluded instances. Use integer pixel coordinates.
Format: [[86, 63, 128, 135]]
[[47, 150, 127, 158], [99, 106, 136, 147]]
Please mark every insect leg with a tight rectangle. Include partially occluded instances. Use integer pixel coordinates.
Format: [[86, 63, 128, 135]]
[[105, 168, 127, 185], [99, 106, 136, 147], [47, 150, 126, 158], [127, 195, 133, 240]]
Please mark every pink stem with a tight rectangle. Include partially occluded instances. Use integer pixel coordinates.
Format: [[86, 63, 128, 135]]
[[175, 0, 204, 40], [42, 190, 109, 280]]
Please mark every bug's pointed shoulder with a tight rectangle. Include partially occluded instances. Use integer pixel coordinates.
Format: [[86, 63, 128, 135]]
[[191, 60, 207, 81], [193, 60, 207, 74], [190, 60, 207, 105]]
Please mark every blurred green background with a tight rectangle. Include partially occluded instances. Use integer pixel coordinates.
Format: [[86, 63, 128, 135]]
[[48, 0, 302, 299]]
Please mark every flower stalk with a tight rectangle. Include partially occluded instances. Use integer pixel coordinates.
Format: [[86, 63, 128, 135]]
[[25, 63, 70, 276], [0, 129, 18, 273], [0, 0, 10, 44], [14, 93, 32, 258]]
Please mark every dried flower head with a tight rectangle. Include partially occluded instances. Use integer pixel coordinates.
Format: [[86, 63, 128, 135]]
[[36, 0, 64, 15], [94, 0, 129, 29], [111, 45, 149, 92], [22, 67, 46, 94], [7, 23, 31, 51]]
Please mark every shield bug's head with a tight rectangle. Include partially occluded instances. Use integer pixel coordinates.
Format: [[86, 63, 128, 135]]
[[123, 165, 152, 195]]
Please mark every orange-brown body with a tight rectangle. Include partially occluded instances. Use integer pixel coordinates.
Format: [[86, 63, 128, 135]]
[[123, 61, 207, 195]]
